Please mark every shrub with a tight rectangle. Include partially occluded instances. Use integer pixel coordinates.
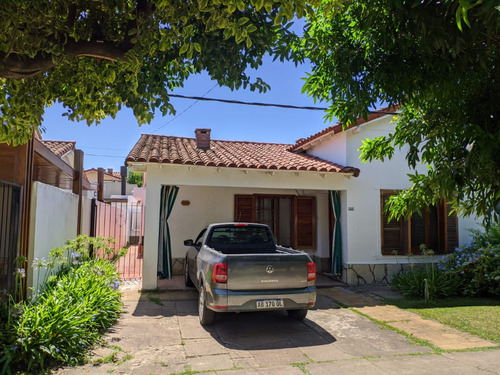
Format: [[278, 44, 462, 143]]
[[439, 223, 500, 297], [391, 261, 463, 300], [391, 246, 463, 300], [0, 236, 125, 374]]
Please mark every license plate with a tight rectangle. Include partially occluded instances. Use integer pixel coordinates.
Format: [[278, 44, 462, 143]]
[[256, 299, 284, 309]]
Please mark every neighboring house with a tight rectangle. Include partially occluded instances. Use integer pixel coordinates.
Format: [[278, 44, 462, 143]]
[[126, 109, 481, 290], [0, 134, 91, 294], [85, 168, 137, 198]]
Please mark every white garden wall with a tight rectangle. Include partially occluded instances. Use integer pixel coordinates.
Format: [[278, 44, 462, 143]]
[[27, 182, 80, 294]]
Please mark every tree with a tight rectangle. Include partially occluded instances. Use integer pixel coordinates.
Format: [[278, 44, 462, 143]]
[[301, 0, 500, 225], [0, 0, 322, 145], [127, 171, 143, 187]]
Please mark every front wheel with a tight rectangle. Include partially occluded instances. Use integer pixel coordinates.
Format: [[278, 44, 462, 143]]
[[287, 309, 308, 320], [198, 287, 215, 325], [184, 258, 194, 287]]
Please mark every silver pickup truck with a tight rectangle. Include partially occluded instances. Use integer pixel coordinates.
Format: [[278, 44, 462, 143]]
[[184, 222, 317, 325]]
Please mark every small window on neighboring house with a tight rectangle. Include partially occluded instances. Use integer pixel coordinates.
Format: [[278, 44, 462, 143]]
[[234, 194, 316, 249], [380, 190, 458, 255]]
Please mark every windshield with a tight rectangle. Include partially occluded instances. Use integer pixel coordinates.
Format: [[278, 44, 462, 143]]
[[208, 226, 273, 246]]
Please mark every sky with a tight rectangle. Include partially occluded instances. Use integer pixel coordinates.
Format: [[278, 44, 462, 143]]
[[42, 56, 336, 172]]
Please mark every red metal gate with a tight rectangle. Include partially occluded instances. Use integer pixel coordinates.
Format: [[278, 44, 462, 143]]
[[91, 199, 144, 280]]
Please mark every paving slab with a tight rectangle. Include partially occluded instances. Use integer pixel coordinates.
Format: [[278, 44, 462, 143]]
[[369, 353, 494, 375], [442, 350, 500, 374], [186, 352, 235, 372], [307, 360, 390, 375], [389, 315, 496, 350]]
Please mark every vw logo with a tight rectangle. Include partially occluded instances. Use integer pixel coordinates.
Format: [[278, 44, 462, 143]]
[[265, 265, 274, 274]]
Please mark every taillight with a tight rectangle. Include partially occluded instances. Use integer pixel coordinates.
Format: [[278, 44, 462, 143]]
[[307, 262, 316, 282], [213, 263, 228, 283]]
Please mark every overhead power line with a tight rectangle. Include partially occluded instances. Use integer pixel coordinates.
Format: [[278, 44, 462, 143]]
[[152, 84, 219, 134], [168, 93, 400, 115]]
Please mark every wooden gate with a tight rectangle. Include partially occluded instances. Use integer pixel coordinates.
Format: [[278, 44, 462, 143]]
[[91, 199, 144, 280]]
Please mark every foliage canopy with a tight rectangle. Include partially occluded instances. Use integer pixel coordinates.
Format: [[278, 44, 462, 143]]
[[301, 0, 500, 224], [0, 0, 323, 144]]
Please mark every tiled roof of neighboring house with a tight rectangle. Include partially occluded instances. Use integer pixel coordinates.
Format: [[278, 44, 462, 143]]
[[85, 168, 122, 182], [40, 140, 76, 158], [289, 106, 400, 152], [126, 134, 360, 176]]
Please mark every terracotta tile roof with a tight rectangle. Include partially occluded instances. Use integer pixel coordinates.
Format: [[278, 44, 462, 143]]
[[40, 140, 76, 158], [85, 168, 122, 182], [127, 134, 360, 176], [289, 105, 400, 152]]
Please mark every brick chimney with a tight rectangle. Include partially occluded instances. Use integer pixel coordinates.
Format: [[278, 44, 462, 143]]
[[107, 168, 113, 174], [195, 128, 211, 150]]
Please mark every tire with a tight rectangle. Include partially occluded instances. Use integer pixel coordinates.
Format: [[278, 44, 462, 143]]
[[287, 309, 308, 320], [184, 258, 194, 287], [198, 286, 215, 325]]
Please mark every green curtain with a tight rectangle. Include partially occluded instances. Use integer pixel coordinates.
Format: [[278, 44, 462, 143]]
[[329, 191, 342, 275], [158, 185, 179, 279]]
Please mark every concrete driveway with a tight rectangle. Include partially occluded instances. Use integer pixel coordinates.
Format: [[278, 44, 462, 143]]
[[54, 284, 500, 375]]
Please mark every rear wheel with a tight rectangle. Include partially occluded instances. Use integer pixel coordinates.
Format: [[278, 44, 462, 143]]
[[287, 309, 308, 320], [198, 287, 215, 325], [184, 258, 194, 287]]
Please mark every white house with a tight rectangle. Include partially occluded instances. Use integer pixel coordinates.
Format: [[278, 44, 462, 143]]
[[126, 108, 481, 290]]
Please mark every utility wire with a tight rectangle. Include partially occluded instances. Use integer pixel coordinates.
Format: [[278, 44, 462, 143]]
[[86, 153, 127, 158], [151, 84, 219, 134], [167, 93, 400, 115]]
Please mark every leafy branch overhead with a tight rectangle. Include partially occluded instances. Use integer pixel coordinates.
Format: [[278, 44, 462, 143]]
[[1, 0, 498, 224], [301, 0, 500, 224], [0, 0, 324, 144]]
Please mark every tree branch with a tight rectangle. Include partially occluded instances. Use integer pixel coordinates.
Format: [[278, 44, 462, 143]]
[[0, 41, 129, 79]]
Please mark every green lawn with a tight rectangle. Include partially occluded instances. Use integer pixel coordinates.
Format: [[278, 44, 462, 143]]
[[385, 297, 500, 344]]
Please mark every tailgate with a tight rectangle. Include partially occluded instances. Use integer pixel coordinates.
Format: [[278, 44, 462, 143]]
[[226, 253, 310, 290]]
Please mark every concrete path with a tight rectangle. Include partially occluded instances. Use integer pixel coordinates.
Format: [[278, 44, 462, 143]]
[[54, 282, 500, 375]]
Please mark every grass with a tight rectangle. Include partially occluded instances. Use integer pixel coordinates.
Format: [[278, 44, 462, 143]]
[[384, 297, 500, 343]]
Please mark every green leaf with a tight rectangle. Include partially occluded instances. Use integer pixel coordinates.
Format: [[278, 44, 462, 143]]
[[236, 0, 245, 11], [179, 43, 189, 55], [238, 17, 249, 26]]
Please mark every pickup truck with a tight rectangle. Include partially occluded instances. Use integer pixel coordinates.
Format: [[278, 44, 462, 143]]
[[184, 222, 317, 325]]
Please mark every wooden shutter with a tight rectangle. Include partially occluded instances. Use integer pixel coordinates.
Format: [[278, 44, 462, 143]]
[[293, 196, 316, 249], [380, 191, 408, 255], [234, 195, 253, 222], [445, 200, 458, 252]]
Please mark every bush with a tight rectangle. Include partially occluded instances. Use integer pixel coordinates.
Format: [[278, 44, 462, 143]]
[[439, 223, 500, 297], [0, 236, 125, 374], [391, 253, 463, 300]]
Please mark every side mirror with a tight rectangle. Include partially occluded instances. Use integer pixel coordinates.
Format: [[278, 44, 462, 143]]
[[184, 239, 194, 246]]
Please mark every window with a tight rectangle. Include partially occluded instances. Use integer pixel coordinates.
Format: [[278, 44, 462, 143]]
[[380, 190, 458, 255], [234, 194, 316, 249]]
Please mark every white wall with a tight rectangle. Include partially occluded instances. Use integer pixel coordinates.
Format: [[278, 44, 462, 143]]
[[307, 132, 347, 166], [28, 182, 79, 294], [309, 115, 482, 265], [81, 196, 92, 235], [105, 181, 136, 198]]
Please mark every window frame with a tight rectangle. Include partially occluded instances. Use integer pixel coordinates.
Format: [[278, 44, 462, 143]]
[[380, 190, 458, 255], [234, 194, 316, 250]]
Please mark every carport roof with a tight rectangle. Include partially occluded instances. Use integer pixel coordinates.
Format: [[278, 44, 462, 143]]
[[126, 134, 360, 176]]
